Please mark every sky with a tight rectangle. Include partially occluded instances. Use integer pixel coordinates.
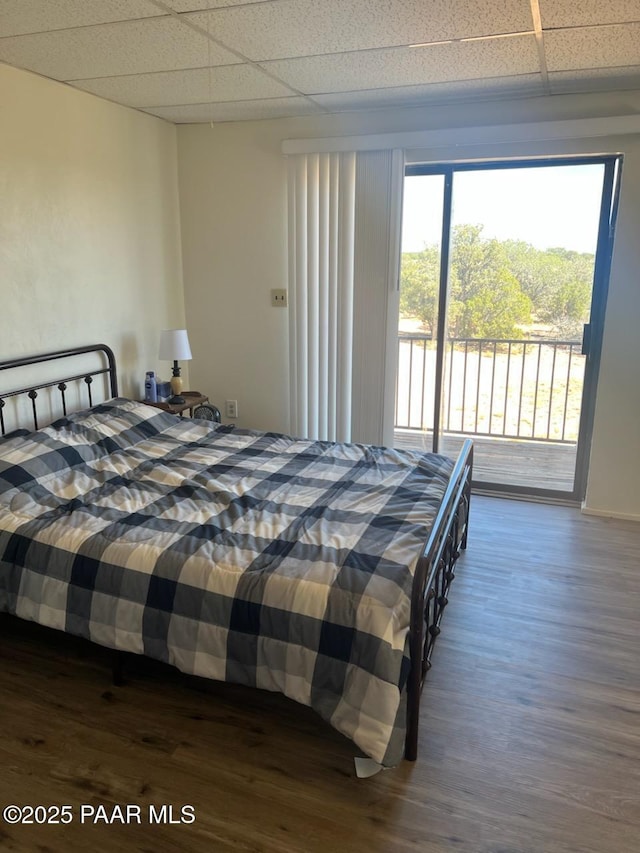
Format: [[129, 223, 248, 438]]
[[402, 163, 605, 255]]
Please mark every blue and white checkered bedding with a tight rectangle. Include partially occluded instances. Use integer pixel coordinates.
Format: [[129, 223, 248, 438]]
[[0, 399, 454, 765]]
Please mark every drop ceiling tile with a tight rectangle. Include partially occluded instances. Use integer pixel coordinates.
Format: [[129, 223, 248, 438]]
[[143, 96, 323, 122], [0, 0, 162, 37], [261, 35, 540, 94], [160, 0, 273, 9], [72, 65, 295, 107], [0, 16, 239, 82], [540, 0, 640, 29], [313, 74, 545, 111], [544, 23, 640, 71], [549, 65, 640, 93], [187, 0, 533, 62]]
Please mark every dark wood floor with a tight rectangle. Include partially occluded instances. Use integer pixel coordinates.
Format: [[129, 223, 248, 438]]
[[395, 429, 577, 492], [1, 497, 639, 852]]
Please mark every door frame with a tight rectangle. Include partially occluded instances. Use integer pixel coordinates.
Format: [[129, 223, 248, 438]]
[[404, 154, 623, 502]]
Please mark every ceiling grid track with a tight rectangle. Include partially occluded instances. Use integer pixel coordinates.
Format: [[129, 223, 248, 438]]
[[529, 0, 550, 94], [146, 0, 330, 115]]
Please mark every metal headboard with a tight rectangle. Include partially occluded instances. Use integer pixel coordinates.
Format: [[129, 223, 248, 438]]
[[0, 344, 118, 436]]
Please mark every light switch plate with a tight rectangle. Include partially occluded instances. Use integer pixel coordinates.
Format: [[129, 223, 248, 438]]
[[271, 288, 288, 307]]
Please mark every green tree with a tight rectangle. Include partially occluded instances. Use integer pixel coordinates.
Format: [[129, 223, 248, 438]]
[[458, 269, 533, 339], [502, 239, 565, 310], [503, 241, 594, 337], [547, 278, 592, 338], [399, 245, 439, 335], [448, 225, 531, 338], [400, 226, 594, 340]]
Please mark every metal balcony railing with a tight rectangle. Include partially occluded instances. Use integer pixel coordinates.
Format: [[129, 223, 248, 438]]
[[395, 333, 585, 444]]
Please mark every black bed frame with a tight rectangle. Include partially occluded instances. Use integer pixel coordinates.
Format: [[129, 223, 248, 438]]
[[0, 344, 118, 435], [0, 344, 472, 763], [406, 442, 472, 759]]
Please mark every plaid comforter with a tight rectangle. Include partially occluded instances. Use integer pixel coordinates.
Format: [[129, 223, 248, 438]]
[[0, 399, 454, 765]]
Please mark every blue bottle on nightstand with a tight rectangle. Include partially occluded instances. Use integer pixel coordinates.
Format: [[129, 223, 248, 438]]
[[144, 371, 157, 402]]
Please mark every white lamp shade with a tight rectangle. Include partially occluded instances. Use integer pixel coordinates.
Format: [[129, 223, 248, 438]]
[[159, 329, 192, 361]]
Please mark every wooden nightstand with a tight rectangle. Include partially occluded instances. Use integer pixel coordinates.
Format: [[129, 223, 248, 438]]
[[142, 391, 208, 417]]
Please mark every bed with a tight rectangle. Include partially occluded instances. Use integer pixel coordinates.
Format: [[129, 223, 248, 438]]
[[0, 345, 472, 768]]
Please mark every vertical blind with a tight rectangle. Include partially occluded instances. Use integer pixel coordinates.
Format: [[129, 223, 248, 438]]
[[351, 149, 405, 447], [287, 152, 356, 441]]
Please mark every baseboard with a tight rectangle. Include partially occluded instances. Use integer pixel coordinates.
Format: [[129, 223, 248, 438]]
[[581, 503, 640, 522]]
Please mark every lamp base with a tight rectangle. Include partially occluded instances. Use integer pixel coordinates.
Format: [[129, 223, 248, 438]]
[[169, 370, 184, 404]]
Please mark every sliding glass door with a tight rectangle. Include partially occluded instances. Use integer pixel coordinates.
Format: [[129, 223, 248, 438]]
[[395, 172, 445, 452], [394, 156, 621, 500]]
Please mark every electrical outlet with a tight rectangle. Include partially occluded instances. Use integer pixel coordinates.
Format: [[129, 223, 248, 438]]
[[225, 399, 238, 419], [271, 288, 288, 307]]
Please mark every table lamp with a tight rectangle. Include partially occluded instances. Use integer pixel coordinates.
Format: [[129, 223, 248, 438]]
[[158, 329, 192, 404]]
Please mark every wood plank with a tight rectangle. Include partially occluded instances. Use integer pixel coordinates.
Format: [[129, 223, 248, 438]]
[[395, 429, 577, 491], [1, 497, 639, 852]]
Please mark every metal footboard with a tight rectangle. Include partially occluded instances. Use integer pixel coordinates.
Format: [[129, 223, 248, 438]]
[[405, 439, 473, 761]]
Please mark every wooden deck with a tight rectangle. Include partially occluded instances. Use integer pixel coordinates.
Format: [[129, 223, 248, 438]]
[[394, 429, 577, 492]]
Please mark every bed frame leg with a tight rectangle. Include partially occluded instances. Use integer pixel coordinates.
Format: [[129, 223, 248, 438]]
[[406, 613, 420, 761], [405, 702, 419, 761], [112, 651, 125, 686]]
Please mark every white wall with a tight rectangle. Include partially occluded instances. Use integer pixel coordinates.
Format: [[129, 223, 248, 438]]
[[178, 121, 290, 432], [585, 145, 640, 519], [0, 63, 185, 400], [177, 91, 640, 519]]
